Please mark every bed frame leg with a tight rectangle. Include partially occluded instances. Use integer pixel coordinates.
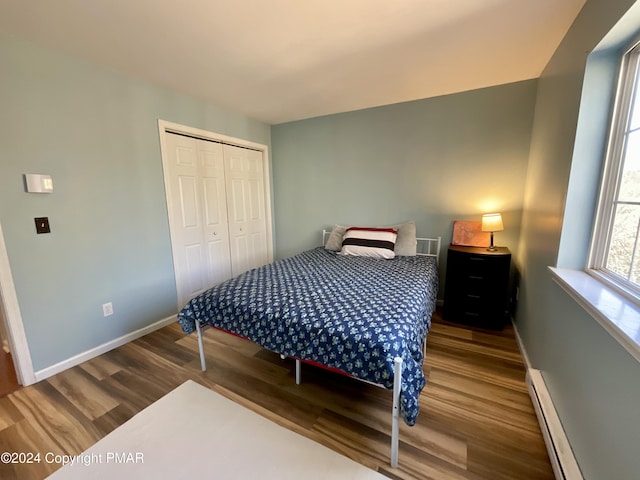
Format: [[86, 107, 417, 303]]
[[391, 357, 402, 468], [195, 320, 207, 372], [295, 359, 302, 385]]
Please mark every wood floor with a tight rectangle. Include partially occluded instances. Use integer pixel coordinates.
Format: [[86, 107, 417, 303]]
[[0, 311, 554, 480], [0, 350, 20, 398]]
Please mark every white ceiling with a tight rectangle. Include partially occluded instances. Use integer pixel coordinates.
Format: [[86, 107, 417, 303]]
[[0, 0, 586, 125]]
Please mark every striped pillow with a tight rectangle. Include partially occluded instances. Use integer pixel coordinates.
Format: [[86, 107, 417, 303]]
[[339, 227, 398, 259]]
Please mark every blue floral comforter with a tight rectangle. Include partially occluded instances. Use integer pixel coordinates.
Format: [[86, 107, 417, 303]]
[[178, 247, 438, 425]]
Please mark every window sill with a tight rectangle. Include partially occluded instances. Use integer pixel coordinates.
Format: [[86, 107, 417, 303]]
[[549, 266, 640, 363]]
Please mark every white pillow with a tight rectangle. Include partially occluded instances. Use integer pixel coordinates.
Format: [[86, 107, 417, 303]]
[[392, 221, 417, 256], [339, 227, 398, 259], [324, 224, 346, 251]]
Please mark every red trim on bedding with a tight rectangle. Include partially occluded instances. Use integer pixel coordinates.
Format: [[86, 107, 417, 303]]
[[294, 357, 353, 378], [345, 227, 398, 234], [209, 325, 353, 378], [212, 326, 251, 341]]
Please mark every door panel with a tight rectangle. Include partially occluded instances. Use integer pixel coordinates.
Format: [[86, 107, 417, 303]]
[[199, 139, 232, 289], [229, 179, 247, 223], [185, 243, 205, 296], [164, 133, 231, 308], [223, 144, 268, 276], [178, 175, 200, 229], [207, 240, 231, 286], [203, 178, 221, 226], [247, 178, 263, 220], [175, 145, 197, 167]]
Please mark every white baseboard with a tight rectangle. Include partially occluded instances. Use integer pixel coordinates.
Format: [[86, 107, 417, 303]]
[[527, 369, 583, 480], [34, 314, 177, 382], [511, 318, 582, 480], [511, 316, 531, 369]]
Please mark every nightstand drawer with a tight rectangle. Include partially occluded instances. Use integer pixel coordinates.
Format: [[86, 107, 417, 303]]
[[459, 296, 484, 315], [465, 254, 490, 267], [460, 274, 491, 293], [457, 293, 495, 314], [464, 257, 505, 281], [461, 291, 486, 305]]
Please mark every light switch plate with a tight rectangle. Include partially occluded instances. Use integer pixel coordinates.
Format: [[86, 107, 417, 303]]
[[34, 217, 50, 234]]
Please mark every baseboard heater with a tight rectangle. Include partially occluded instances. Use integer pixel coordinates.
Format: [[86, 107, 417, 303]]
[[526, 369, 583, 480]]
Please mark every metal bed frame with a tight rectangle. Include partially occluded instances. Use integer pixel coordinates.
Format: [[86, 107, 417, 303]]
[[193, 230, 441, 468]]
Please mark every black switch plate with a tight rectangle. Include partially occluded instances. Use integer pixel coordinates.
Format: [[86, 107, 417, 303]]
[[34, 217, 50, 234]]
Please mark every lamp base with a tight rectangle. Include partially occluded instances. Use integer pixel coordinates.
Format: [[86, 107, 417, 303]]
[[486, 232, 497, 251]]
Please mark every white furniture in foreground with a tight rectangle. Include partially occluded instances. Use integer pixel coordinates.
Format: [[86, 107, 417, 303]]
[[47, 381, 388, 480]]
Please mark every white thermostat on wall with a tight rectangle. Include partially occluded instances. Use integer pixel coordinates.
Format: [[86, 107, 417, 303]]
[[24, 174, 54, 193]]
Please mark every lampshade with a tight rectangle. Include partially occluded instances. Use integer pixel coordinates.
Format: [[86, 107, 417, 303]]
[[481, 213, 504, 232]]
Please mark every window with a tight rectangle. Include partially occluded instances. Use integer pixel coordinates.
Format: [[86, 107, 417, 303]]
[[590, 42, 640, 302]]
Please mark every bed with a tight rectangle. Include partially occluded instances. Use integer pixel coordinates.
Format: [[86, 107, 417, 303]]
[[177, 227, 440, 467]]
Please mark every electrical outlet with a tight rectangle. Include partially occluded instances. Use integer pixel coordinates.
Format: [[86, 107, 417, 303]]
[[102, 302, 113, 317]]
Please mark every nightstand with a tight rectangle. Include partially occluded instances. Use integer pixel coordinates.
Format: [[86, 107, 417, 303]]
[[443, 245, 511, 330]]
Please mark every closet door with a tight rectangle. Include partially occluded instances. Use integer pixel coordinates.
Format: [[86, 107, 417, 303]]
[[164, 133, 232, 308], [223, 144, 269, 276]]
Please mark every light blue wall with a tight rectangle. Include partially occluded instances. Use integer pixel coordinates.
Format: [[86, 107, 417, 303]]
[[556, 48, 620, 269], [271, 80, 538, 280], [517, 0, 640, 478], [0, 33, 270, 372]]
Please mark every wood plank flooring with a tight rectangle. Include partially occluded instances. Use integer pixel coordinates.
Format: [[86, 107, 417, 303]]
[[0, 351, 20, 398], [0, 311, 554, 479]]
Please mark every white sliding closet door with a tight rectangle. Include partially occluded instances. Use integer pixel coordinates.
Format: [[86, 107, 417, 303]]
[[223, 144, 269, 276], [164, 133, 232, 308]]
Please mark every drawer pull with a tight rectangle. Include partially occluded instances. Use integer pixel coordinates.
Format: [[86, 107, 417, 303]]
[[468, 275, 484, 280], [470, 257, 485, 262], [466, 294, 481, 299], [464, 311, 480, 317]]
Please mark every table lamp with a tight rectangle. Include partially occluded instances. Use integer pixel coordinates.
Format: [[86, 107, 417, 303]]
[[481, 213, 503, 251]]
